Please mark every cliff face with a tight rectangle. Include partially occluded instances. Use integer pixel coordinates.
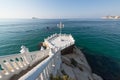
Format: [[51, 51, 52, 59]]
[[57, 46, 103, 80]]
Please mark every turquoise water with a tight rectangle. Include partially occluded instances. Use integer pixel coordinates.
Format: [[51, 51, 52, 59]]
[[0, 19, 120, 80]]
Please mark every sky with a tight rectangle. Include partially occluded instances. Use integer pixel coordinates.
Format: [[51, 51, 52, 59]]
[[0, 0, 120, 19]]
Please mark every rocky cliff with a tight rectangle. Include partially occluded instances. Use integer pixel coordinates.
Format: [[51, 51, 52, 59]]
[[57, 46, 103, 80]]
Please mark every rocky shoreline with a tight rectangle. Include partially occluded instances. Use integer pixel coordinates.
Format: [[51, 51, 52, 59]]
[[57, 46, 103, 80]]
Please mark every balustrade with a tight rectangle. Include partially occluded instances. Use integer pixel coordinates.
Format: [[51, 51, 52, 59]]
[[0, 49, 49, 80], [0, 34, 75, 80]]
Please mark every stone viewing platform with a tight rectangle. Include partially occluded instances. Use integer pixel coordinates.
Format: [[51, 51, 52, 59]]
[[0, 33, 75, 80]]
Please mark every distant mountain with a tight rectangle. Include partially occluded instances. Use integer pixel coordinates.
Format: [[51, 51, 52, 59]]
[[32, 17, 38, 19], [102, 16, 120, 19]]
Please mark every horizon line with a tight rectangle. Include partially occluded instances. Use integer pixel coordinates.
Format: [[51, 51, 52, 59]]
[[0, 17, 101, 19]]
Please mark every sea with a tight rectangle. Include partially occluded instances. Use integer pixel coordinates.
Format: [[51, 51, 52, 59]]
[[0, 19, 120, 80]]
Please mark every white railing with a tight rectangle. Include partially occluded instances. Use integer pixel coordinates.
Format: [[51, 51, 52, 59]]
[[19, 49, 61, 80], [45, 33, 58, 41], [45, 33, 73, 42], [0, 48, 50, 80]]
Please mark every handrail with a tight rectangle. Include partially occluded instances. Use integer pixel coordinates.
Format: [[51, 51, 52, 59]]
[[19, 49, 61, 80]]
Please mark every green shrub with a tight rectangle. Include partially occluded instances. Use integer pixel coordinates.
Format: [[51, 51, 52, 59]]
[[50, 74, 72, 80]]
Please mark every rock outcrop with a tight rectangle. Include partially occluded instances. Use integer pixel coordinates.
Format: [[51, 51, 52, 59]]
[[57, 46, 103, 80]]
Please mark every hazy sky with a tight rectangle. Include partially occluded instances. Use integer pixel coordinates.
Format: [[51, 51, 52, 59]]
[[0, 0, 120, 18]]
